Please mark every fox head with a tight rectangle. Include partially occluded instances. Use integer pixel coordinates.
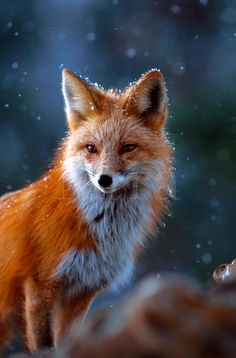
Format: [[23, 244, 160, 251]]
[[62, 69, 171, 196]]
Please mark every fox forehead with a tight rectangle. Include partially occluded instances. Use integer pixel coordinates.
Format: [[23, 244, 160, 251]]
[[69, 116, 160, 149]]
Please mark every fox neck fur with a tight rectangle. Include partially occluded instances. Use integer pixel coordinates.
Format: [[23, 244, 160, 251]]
[[54, 156, 164, 296]]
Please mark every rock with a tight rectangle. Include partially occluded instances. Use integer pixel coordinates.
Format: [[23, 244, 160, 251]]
[[213, 258, 236, 284], [9, 274, 236, 358]]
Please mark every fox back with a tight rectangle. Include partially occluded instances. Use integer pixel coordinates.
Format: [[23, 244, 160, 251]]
[[0, 69, 172, 352]]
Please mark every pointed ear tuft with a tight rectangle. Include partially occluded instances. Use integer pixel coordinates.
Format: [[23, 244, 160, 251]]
[[62, 69, 106, 131], [122, 69, 167, 123], [62, 69, 95, 116]]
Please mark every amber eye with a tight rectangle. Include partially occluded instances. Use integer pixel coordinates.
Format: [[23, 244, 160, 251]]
[[86, 144, 97, 153], [121, 144, 137, 153]]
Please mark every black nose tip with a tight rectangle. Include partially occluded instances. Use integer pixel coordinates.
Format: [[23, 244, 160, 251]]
[[98, 174, 112, 188]]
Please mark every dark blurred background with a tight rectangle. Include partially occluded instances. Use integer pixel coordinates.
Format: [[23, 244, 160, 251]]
[[0, 0, 236, 324]]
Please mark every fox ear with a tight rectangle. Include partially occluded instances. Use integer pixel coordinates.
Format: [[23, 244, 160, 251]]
[[122, 69, 167, 128], [62, 69, 101, 130]]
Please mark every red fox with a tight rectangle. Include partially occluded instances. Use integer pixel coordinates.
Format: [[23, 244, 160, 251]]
[[0, 69, 172, 352]]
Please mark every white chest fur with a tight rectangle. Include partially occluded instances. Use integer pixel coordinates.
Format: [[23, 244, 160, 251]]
[[56, 158, 163, 297], [54, 185, 153, 296]]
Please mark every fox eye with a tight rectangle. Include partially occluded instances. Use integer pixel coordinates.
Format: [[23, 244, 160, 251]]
[[86, 144, 97, 153], [121, 144, 137, 153]]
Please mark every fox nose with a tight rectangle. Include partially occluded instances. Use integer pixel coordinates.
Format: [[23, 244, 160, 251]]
[[98, 174, 112, 188]]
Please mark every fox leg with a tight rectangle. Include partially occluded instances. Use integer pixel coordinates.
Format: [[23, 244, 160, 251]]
[[0, 319, 11, 350], [24, 278, 53, 352], [52, 290, 96, 348]]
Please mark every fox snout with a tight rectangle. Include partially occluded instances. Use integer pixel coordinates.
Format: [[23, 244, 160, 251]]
[[89, 172, 128, 193], [98, 175, 113, 188]]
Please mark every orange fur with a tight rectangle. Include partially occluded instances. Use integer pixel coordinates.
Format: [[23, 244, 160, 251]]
[[0, 69, 172, 352]]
